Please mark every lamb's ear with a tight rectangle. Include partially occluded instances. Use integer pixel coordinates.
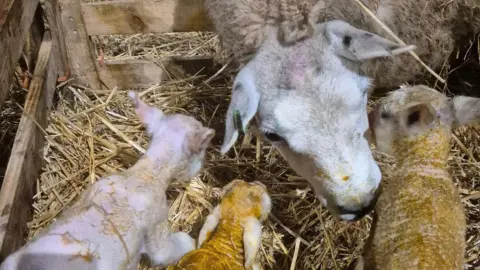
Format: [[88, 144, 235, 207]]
[[448, 96, 480, 128], [243, 217, 262, 269], [220, 67, 260, 154], [128, 91, 164, 134], [197, 206, 221, 248], [403, 103, 436, 129], [324, 20, 416, 61], [189, 127, 216, 154]]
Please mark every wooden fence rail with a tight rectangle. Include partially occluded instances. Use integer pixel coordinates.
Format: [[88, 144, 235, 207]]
[[64, 0, 215, 90], [0, 0, 66, 261]]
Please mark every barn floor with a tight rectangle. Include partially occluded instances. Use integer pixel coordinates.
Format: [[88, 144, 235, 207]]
[[23, 28, 480, 270]]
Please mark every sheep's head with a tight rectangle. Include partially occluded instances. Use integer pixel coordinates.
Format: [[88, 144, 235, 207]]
[[219, 179, 271, 222], [368, 85, 480, 157], [128, 91, 215, 181], [220, 20, 415, 221]]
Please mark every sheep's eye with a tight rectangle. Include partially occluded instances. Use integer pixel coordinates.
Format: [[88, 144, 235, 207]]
[[380, 111, 391, 119], [407, 110, 421, 126], [263, 132, 283, 142]]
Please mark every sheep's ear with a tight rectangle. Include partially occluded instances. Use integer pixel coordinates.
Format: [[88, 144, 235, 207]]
[[243, 217, 262, 269], [448, 96, 480, 128], [324, 20, 416, 61], [220, 67, 260, 154], [128, 91, 164, 134], [189, 127, 215, 154], [403, 103, 436, 128], [197, 206, 221, 248]]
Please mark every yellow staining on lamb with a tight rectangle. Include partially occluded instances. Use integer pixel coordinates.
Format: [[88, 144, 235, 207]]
[[61, 232, 81, 246], [168, 180, 270, 270], [361, 85, 467, 270], [70, 246, 99, 263]]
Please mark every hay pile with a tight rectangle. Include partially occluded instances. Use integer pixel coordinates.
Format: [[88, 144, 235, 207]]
[[26, 18, 479, 270]]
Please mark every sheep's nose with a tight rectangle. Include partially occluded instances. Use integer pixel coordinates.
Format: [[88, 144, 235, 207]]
[[337, 204, 375, 221], [337, 187, 381, 221]]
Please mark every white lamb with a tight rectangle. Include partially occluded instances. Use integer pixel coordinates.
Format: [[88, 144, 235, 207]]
[[0, 92, 215, 270]]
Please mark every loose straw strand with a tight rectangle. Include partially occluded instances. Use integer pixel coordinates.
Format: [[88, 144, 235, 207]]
[[353, 0, 446, 84]]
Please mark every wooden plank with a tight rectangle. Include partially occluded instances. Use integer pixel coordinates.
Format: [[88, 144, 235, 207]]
[[19, 5, 45, 74], [16, 4, 45, 91], [97, 56, 215, 89], [42, 0, 68, 106], [81, 0, 213, 36], [58, 0, 101, 89], [0, 0, 40, 111], [42, 0, 68, 75], [0, 31, 60, 261], [97, 59, 164, 89]]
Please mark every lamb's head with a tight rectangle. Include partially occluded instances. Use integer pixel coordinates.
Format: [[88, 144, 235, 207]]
[[219, 179, 271, 222], [368, 85, 480, 158], [128, 91, 215, 181], [220, 20, 415, 221]]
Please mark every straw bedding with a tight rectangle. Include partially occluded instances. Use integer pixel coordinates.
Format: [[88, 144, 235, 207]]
[[15, 5, 479, 270]]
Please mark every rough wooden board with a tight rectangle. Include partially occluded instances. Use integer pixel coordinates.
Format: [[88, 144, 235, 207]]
[[97, 56, 215, 89], [0, 31, 59, 262], [59, 0, 101, 89], [42, 0, 67, 106], [0, 0, 40, 111], [81, 0, 213, 36], [19, 5, 44, 74], [97, 59, 164, 89], [42, 0, 68, 77]]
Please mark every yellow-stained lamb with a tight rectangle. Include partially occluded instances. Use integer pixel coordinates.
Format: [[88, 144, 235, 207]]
[[356, 85, 480, 270], [167, 179, 271, 270]]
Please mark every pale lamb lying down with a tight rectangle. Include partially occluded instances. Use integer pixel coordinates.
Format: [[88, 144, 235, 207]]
[[356, 85, 480, 270], [167, 179, 271, 270], [0, 91, 216, 270]]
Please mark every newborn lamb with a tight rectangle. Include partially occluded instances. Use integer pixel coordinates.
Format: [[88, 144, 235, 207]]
[[167, 179, 271, 270], [0, 91, 215, 270], [357, 85, 479, 269]]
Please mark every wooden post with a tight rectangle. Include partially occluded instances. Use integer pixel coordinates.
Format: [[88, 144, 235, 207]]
[[0, 31, 60, 261], [58, 0, 101, 89], [0, 0, 40, 111], [43, 0, 68, 73]]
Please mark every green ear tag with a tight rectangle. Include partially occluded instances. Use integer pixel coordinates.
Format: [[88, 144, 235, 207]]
[[233, 110, 244, 135]]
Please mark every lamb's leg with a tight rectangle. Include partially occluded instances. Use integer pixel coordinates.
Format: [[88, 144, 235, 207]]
[[354, 256, 365, 270], [145, 223, 195, 267], [243, 217, 263, 269], [197, 206, 221, 248], [251, 262, 262, 270]]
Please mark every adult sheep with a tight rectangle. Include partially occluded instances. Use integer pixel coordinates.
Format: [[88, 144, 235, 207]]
[[207, 0, 480, 221]]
